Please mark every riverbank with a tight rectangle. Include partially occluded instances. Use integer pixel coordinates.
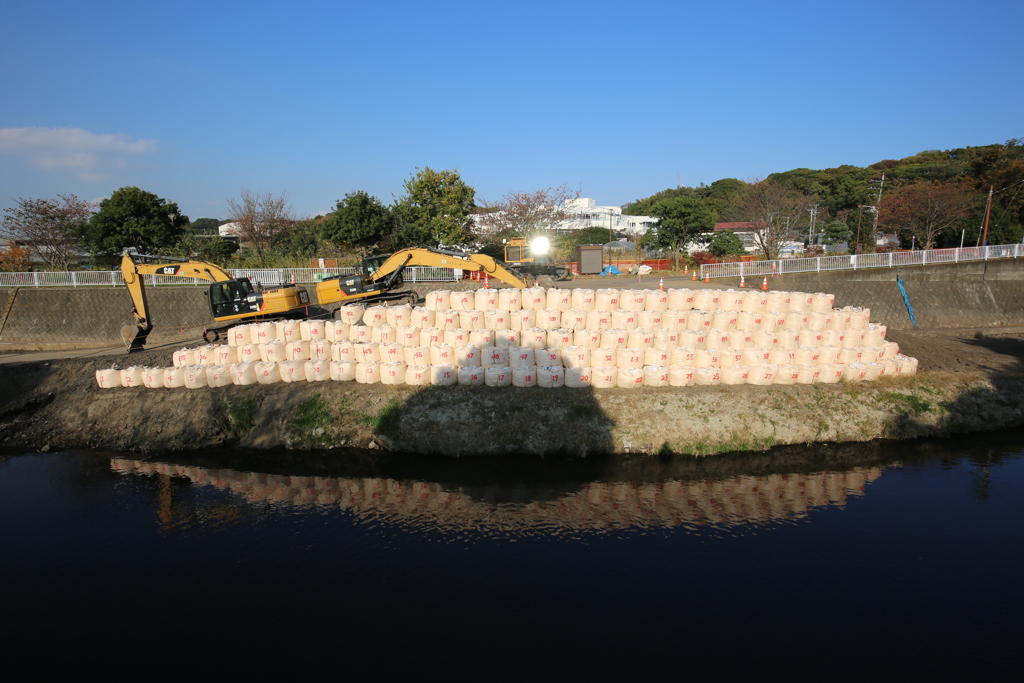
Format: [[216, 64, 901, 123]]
[[2, 327, 1023, 456]]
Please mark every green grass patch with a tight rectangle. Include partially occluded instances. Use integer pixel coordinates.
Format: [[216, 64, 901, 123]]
[[887, 392, 933, 416], [225, 399, 257, 436], [293, 394, 333, 432], [360, 399, 402, 435]]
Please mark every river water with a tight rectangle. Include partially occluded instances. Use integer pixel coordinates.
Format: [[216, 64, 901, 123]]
[[2, 432, 1022, 679]]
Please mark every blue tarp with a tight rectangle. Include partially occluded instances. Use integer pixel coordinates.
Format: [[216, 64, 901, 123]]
[[601, 265, 620, 276]]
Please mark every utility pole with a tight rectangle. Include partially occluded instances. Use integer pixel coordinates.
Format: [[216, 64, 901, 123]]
[[808, 204, 819, 243], [981, 185, 994, 247], [867, 174, 885, 248]]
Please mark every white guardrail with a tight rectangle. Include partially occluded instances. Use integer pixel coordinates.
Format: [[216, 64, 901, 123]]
[[0, 265, 459, 288], [699, 243, 1024, 280]]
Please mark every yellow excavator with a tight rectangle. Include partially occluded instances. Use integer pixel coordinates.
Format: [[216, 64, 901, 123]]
[[315, 247, 528, 306], [120, 252, 311, 351]]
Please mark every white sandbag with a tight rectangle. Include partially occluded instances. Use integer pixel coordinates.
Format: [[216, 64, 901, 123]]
[[695, 348, 720, 368], [591, 367, 618, 388], [484, 309, 510, 331], [482, 346, 509, 367], [561, 308, 587, 331], [773, 365, 799, 385], [521, 287, 546, 310], [627, 329, 654, 349], [380, 362, 407, 385], [276, 321, 301, 344], [424, 290, 450, 311], [595, 288, 621, 311], [720, 365, 747, 385], [508, 346, 535, 367], [708, 328, 731, 349], [644, 365, 669, 387], [336, 305, 366, 326], [592, 347, 617, 367], [330, 341, 355, 363], [304, 359, 330, 382], [309, 340, 332, 361], [565, 367, 592, 388], [396, 325, 419, 346], [847, 308, 867, 330], [455, 344, 483, 367], [811, 292, 835, 313], [741, 291, 768, 313], [512, 366, 538, 387], [474, 288, 500, 311], [818, 364, 844, 384], [215, 345, 236, 365], [806, 311, 827, 332], [646, 289, 669, 311], [611, 309, 639, 330], [728, 329, 753, 349], [255, 361, 282, 384], [278, 360, 306, 383], [96, 368, 121, 389], [637, 310, 662, 330], [797, 330, 822, 348], [351, 342, 378, 363], [788, 292, 813, 312], [349, 324, 372, 343], [600, 328, 629, 349], [574, 329, 602, 349], [712, 310, 736, 331], [865, 324, 887, 346], [686, 310, 712, 332], [429, 344, 455, 366], [617, 289, 644, 312], [228, 325, 251, 347], [538, 365, 565, 388], [747, 364, 778, 386], [230, 362, 258, 385], [459, 309, 485, 331], [671, 347, 697, 366], [386, 304, 413, 328], [330, 360, 356, 381], [410, 306, 434, 329], [667, 289, 696, 311], [536, 308, 561, 330], [842, 363, 868, 381], [494, 329, 520, 349], [470, 328, 495, 348], [484, 366, 512, 387], [509, 308, 536, 331], [769, 348, 794, 365], [372, 324, 396, 345], [794, 346, 819, 365], [567, 289, 594, 311], [741, 347, 768, 366], [896, 354, 919, 376], [355, 361, 381, 384], [586, 309, 613, 330], [206, 365, 233, 387], [160, 366, 185, 388], [235, 343, 259, 363], [184, 365, 209, 389], [535, 348, 562, 366], [719, 348, 744, 367], [173, 348, 195, 367], [419, 327, 443, 347], [142, 367, 165, 388], [563, 346, 592, 369], [283, 340, 308, 361], [247, 321, 273, 345], [448, 291, 474, 312], [617, 367, 643, 388], [616, 348, 644, 370], [653, 329, 679, 348], [817, 345, 840, 365], [837, 347, 862, 365], [821, 330, 843, 347], [405, 364, 430, 386], [842, 330, 864, 348], [519, 327, 547, 349], [443, 328, 470, 347], [193, 344, 217, 365], [118, 366, 145, 388], [796, 365, 819, 385], [860, 362, 883, 381], [877, 358, 899, 377], [457, 366, 485, 386], [436, 309, 460, 331], [498, 288, 523, 311], [644, 348, 670, 367], [694, 367, 721, 385], [862, 346, 883, 362], [547, 289, 572, 311], [547, 328, 574, 349], [300, 319, 327, 341], [882, 341, 900, 360]]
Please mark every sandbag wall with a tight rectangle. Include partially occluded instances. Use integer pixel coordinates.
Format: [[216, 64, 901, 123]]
[[95, 286, 919, 390]]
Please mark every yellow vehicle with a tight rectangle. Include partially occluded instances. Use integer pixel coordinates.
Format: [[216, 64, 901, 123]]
[[503, 236, 571, 280], [315, 247, 528, 306], [120, 252, 311, 351]]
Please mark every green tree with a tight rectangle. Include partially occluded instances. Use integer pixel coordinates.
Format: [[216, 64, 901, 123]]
[[394, 167, 476, 248], [82, 187, 188, 266], [188, 217, 224, 235], [708, 230, 746, 258], [320, 191, 391, 253], [646, 195, 715, 269], [168, 234, 239, 265], [821, 220, 851, 246]]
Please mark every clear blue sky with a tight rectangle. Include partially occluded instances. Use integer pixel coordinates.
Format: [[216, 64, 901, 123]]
[[2, 0, 1021, 220]]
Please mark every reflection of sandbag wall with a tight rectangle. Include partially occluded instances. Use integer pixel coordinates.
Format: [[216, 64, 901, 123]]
[[110, 457, 884, 529], [95, 287, 919, 390]]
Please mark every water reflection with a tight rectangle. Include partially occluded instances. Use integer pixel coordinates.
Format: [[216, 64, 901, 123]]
[[111, 456, 882, 532]]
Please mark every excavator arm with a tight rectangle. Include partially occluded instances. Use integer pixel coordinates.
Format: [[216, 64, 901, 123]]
[[368, 248, 529, 289]]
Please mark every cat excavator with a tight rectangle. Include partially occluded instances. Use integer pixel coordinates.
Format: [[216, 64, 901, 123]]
[[120, 252, 311, 351], [315, 247, 528, 306]]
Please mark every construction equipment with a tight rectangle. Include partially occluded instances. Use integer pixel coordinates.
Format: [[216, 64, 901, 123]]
[[315, 247, 529, 306], [502, 237, 572, 281], [120, 253, 311, 351]]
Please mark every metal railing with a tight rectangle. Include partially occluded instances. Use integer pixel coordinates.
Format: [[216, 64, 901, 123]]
[[698, 243, 1024, 280], [0, 264, 457, 288]]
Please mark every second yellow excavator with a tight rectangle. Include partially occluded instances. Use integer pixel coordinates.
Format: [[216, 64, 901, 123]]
[[315, 247, 528, 306]]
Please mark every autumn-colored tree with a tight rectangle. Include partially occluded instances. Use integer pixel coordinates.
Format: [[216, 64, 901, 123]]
[[729, 179, 810, 260], [878, 180, 975, 250], [476, 184, 580, 237], [226, 189, 296, 266], [2, 194, 93, 271], [0, 243, 31, 271]]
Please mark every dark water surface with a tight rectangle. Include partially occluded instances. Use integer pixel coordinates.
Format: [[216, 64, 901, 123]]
[[2, 433, 1023, 679]]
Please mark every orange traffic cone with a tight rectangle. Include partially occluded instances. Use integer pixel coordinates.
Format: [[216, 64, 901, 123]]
[[739, 274, 746, 288], [761, 276, 769, 291], [684, 264, 689, 275], [484, 273, 490, 289], [703, 274, 711, 283], [659, 277, 665, 291], [691, 271, 697, 281], [290, 273, 295, 285]]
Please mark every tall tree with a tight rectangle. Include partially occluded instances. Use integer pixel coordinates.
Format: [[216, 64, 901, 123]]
[[707, 230, 746, 258], [394, 167, 476, 248], [643, 195, 714, 269], [730, 179, 810, 260], [82, 187, 187, 265], [2, 194, 93, 271], [475, 184, 580, 236], [878, 180, 975, 250], [320, 190, 391, 253], [225, 189, 295, 266]]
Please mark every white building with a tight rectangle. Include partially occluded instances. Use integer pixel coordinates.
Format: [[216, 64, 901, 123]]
[[474, 197, 656, 239]]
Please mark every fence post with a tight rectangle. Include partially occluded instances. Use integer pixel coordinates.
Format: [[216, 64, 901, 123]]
[[984, 246, 989, 261], [889, 253, 893, 268], [852, 254, 857, 270], [71, 272, 77, 288], [816, 256, 821, 273], [33, 272, 39, 287]]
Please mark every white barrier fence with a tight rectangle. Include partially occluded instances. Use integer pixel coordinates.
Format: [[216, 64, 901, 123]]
[[0, 265, 458, 288], [699, 243, 1024, 280]]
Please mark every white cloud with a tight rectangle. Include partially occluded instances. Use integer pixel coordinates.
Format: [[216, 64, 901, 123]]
[[0, 126, 157, 180]]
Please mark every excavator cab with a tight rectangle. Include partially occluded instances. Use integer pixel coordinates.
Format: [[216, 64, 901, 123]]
[[208, 279, 259, 318]]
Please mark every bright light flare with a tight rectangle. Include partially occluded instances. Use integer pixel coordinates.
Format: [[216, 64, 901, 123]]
[[530, 236, 550, 255]]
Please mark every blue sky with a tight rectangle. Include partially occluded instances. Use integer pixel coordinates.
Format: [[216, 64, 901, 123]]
[[2, 0, 1021, 220]]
